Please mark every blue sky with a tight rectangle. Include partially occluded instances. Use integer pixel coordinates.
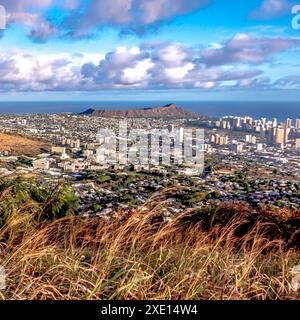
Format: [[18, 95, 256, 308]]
[[0, 0, 300, 101]]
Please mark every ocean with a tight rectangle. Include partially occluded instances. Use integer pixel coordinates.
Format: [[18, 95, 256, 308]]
[[0, 101, 299, 122]]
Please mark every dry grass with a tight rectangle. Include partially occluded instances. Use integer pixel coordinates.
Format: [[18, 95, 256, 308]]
[[0, 133, 49, 156], [0, 196, 299, 300]]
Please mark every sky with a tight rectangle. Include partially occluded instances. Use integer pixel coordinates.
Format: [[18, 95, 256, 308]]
[[0, 0, 300, 101]]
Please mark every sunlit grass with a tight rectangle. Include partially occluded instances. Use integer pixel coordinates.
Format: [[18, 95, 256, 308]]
[[0, 178, 299, 300]]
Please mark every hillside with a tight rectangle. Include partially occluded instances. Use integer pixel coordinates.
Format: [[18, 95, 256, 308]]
[[80, 103, 198, 118], [0, 133, 49, 156], [0, 177, 299, 300]]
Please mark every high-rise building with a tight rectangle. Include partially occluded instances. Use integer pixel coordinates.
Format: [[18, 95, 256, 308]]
[[231, 143, 243, 153], [286, 118, 292, 129], [219, 136, 228, 145], [256, 143, 264, 151], [296, 119, 300, 130], [268, 127, 277, 144], [168, 124, 175, 133], [296, 138, 300, 150], [215, 120, 221, 127], [246, 117, 253, 126], [245, 135, 257, 144], [284, 127, 291, 144], [275, 127, 285, 145], [211, 134, 228, 145], [179, 127, 184, 143], [221, 121, 227, 129]]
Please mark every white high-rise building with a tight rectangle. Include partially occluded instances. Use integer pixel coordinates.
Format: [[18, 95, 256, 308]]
[[231, 143, 243, 153]]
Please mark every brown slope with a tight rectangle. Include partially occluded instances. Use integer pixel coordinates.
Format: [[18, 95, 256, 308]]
[[81, 104, 198, 118], [0, 133, 49, 156]]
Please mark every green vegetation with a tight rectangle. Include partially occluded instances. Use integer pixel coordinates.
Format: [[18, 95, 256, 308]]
[[92, 204, 101, 212], [0, 177, 299, 300], [177, 188, 208, 206], [0, 177, 79, 227]]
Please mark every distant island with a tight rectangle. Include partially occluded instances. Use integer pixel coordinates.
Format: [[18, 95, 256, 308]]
[[79, 103, 198, 118]]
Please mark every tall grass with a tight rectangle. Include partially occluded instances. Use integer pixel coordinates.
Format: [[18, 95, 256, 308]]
[[0, 179, 299, 300]]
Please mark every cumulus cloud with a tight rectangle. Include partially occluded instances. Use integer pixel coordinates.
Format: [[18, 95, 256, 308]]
[[0, 35, 298, 92], [0, 0, 212, 40], [71, 0, 134, 37], [72, 0, 211, 34], [80, 43, 264, 90], [1, 0, 56, 41], [201, 34, 299, 66], [250, 0, 294, 20], [274, 75, 300, 87], [138, 0, 210, 24], [236, 76, 271, 89], [81, 46, 153, 88], [0, 51, 99, 91], [1, 0, 297, 42]]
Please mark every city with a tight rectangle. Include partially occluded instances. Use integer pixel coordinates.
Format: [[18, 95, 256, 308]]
[[0, 106, 299, 219]]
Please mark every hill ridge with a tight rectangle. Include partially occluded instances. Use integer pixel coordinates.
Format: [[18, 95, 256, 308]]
[[79, 103, 198, 118]]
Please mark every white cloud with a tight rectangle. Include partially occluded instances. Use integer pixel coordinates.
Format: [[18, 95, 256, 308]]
[[201, 34, 299, 66], [122, 58, 154, 85], [139, 0, 210, 24], [0, 38, 297, 92], [0, 0, 212, 40], [250, 0, 294, 20]]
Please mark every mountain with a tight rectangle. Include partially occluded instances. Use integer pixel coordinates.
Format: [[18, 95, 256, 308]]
[[79, 104, 198, 118]]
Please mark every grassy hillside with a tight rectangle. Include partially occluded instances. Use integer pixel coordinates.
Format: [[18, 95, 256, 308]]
[[0, 177, 299, 300]]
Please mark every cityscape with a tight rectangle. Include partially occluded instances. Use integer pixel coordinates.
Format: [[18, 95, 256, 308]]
[[0, 104, 299, 218]]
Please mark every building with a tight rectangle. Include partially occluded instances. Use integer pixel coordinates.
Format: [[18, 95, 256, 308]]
[[71, 139, 81, 149], [211, 134, 228, 145], [284, 127, 291, 144], [32, 159, 50, 170], [256, 143, 264, 151], [168, 124, 175, 133], [51, 146, 66, 154], [275, 127, 285, 145], [246, 135, 256, 144], [286, 118, 292, 129], [219, 135, 228, 145], [296, 138, 300, 150], [231, 143, 243, 153]]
